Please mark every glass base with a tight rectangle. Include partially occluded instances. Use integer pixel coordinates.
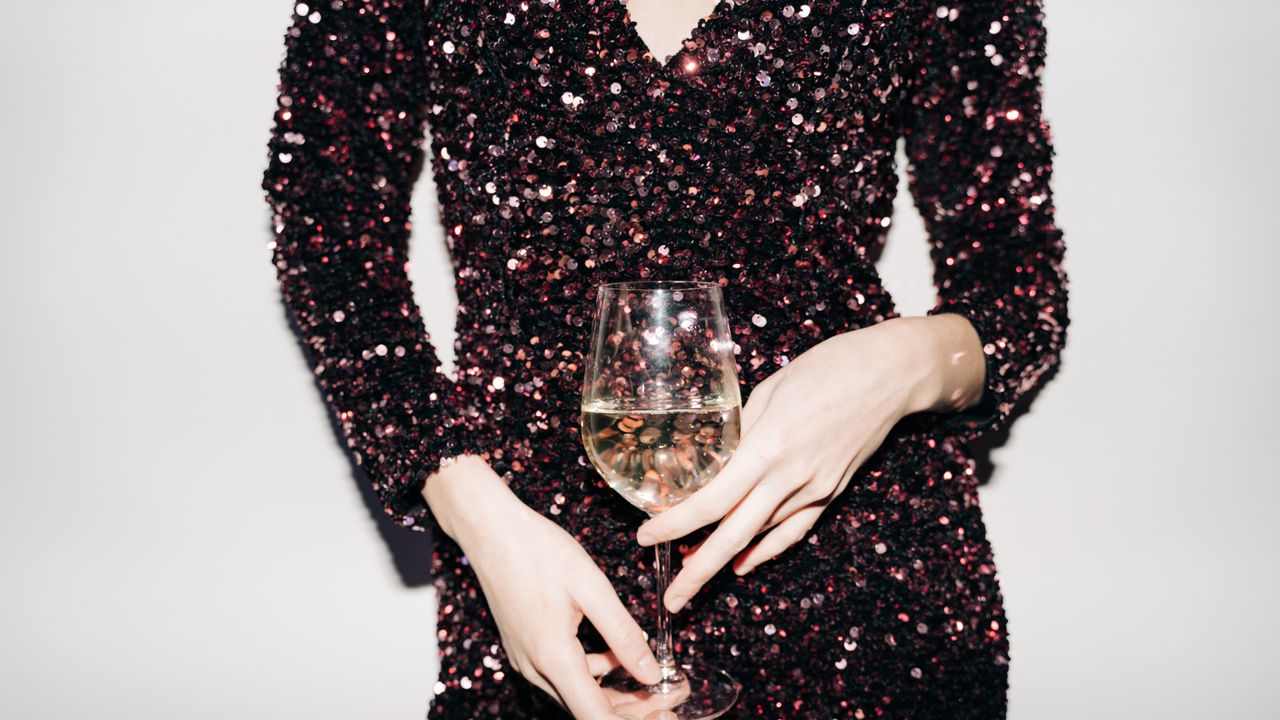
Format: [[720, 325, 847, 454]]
[[599, 661, 740, 720]]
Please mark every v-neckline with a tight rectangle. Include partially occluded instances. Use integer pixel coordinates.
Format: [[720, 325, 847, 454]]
[[601, 0, 732, 75]]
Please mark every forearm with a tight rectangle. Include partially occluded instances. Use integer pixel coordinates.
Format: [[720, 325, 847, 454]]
[[878, 314, 987, 417], [422, 455, 528, 548]]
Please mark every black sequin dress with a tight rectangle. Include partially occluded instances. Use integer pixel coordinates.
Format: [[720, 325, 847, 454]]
[[263, 0, 1068, 717]]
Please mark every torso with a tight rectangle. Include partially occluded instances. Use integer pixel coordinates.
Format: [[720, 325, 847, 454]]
[[417, 2, 1012, 716]]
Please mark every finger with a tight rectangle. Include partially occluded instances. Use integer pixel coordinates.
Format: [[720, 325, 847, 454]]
[[576, 572, 662, 685], [755, 450, 869, 532], [732, 504, 825, 575], [637, 442, 768, 546], [586, 651, 622, 678], [612, 677, 691, 715], [663, 484, 790, 612], [756, 473, 839, 533], [540, 643, 622, 720]]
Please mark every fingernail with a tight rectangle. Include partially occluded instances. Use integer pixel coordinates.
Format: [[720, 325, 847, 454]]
[[637, 531, 656, 546], [667, 594, 687, 612], [734, 564, 751, 576]]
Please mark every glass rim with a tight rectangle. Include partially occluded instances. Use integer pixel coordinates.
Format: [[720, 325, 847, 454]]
[[595, 279, 722, 293]]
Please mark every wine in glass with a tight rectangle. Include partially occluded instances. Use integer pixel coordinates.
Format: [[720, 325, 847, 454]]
[[580, 280, 742, 719]]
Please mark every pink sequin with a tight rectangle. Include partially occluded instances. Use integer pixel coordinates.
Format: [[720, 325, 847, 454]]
[[263, 0, 1068, 716]]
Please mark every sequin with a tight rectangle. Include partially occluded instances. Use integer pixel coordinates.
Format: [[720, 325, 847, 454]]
[[263, 0, 1068, 717]]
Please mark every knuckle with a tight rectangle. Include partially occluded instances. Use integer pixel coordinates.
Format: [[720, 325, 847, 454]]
[[797, 479, 832, 505], [748, 435, 777, 462], [783, 521, 810, 545], [531, 646, 566, 672], [752, 435, 786, 466], [612, 620, 646, 650], [782, 471, 810, 493], [719, 524, 756, 550], [815, 469, 842, 493], [696, 500, 726, 525]]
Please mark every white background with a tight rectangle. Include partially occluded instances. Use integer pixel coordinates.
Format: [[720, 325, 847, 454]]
[[2, 1, 1278, 718]]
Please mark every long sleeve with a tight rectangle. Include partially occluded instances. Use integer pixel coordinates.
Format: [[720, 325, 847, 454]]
[[262, 0, 477, 530], [902, 0, 1069, 442]]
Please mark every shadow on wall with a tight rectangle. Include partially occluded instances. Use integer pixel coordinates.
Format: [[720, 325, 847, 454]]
[[279, 300, 436, 589], [968, 363, 1059, 488], [863, 225, 1064, 491]]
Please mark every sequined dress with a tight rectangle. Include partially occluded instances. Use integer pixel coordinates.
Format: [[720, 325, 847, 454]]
[[263, 0, 1067, 717]]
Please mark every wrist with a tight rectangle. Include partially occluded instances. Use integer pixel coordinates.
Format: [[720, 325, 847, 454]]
[[879, 315, 985, 416], [422, 454, 528, 549], [881, 316, 944, 416]]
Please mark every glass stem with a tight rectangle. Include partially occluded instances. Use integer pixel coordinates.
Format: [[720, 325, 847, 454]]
[[653, 540, 683, 687]]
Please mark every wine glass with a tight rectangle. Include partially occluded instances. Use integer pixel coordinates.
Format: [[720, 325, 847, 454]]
[[580, 280, 743, 719]]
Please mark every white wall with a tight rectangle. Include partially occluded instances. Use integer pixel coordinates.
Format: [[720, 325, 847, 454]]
[[1, 1, 1276, 718]]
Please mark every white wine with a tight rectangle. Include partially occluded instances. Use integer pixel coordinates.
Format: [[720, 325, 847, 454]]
[[579, 282, 743, 711], [581, 402, 740, 514]]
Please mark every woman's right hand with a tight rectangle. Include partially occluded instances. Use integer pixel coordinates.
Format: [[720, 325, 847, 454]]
[[424, 456, 661, 719]]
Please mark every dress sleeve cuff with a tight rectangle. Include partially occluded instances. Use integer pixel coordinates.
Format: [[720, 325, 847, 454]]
[[377, 381, 508, 531], [911, 301, 1013, 443]]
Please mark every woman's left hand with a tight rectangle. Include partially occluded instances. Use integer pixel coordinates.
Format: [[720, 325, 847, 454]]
[[634, 315, 985, 613]]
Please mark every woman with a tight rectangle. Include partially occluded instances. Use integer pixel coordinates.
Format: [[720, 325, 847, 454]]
[[262, 0, 1068, 717]]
